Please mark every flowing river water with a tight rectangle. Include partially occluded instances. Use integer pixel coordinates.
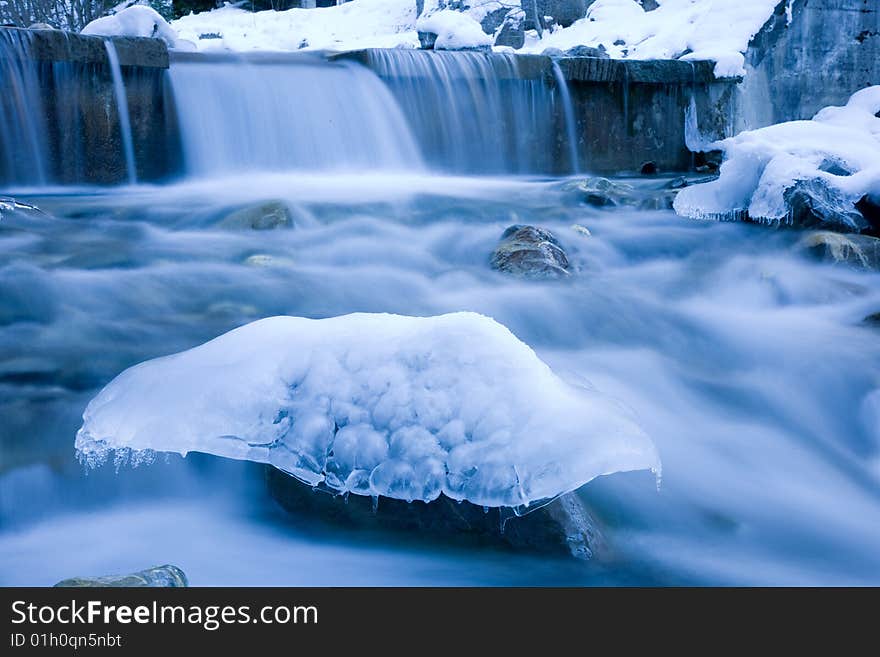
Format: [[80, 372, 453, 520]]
[[1, 45, 879, 586]]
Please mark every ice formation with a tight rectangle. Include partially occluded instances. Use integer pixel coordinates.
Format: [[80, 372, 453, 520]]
[[82, 6, 180, 49], [674, 86, 880, 223], [76, 312, 659, 509]]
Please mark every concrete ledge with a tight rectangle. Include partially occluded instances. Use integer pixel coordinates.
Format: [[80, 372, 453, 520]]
[[0, 27, 168, 69]]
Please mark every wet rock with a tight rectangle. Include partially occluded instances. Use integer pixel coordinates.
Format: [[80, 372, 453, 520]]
[[864, 312, 880, 327], [640, 161, 658, 175], [266, 466, 604, 560], [490, 224, 572, 279], [855, 193, 880, 236], [218, 200, 293, 230], [55, 565, 188, 587], [797, 231, 880, 271], [783, 179, 868, 233], [494, 12, 525, 49], [0, 196, 47, 220]]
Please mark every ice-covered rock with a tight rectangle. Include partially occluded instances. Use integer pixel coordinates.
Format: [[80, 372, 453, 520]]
[[76, 312, 658, 510], [675, 86, 880, 229], [55, 564, 187, 587], [82, 6, 180, 49], [217, 200, 294, 231]]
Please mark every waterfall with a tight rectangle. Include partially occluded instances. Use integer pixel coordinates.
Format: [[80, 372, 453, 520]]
[[0, 29, 49, 186], [166, 53, 424, 177], [366, 49, 572, 175], [104, 41, 137, 185], [550, 60, 580, 174]]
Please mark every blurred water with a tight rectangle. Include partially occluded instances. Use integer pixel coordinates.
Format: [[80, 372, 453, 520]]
[[1, 173, 879, 585]]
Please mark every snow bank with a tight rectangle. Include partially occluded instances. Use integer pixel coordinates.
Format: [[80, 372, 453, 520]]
[[82, 6, 180, 49], [674, 86, 880, 223], [173, 0, 420, 53], [167, 0, 777, 72], [417, 9, 492, 50], [75, 312, 659, 509], [525, 0, 780, 77]]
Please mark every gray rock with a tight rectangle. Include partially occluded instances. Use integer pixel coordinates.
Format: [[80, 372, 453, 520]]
[[797, 231, 880, 271], [494, 12, 525, 49], [563, 44, 609, 59], [266, 466, 604, 560], [783, 179, 868, 233], [490, 224, 572, 279], [55, 565, 188, 587], [218, 200, 294, 230], [526, 1, 590, 29], [480, 6, 511, 34]]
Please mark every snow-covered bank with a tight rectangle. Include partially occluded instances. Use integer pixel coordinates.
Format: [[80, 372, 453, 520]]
[[164, 0, 777, 76], [76, 312, 659, 509], [675, 86, 880, 226]]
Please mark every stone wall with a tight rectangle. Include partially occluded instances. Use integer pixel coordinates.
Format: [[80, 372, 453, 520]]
[[0, 27, 179, 186], [737, 0, 880, 129]]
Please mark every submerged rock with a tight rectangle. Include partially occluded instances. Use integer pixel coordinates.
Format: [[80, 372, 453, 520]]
[[218, 200, 293, 230], [267, 467, 603, 560], [864, 312, 880, 327], [490, 225, 571, 279], [55, 565, 187, 587], [797, 231, 880, 271], [783, 179, 868, 233], [562, 177, 680, 210]]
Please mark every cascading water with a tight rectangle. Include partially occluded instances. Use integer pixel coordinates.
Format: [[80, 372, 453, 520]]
[[103, 41, 138, 185], [166, 53, 424, 177], [0, 29, 49, 186], [550, 60, 580, 174], [366, 49, 577, 174]]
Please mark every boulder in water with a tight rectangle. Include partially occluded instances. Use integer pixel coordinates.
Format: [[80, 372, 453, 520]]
[[55, 565, 187, 587], [218, 200, 293, 230], [562, 177, 679, 210], [797, 231, 880, 271], [490, 225, 572, 279], [266, 467, 604, 560]]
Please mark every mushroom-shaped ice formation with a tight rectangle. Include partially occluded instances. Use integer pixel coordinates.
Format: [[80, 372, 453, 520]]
[[76, 312, 659, 509]]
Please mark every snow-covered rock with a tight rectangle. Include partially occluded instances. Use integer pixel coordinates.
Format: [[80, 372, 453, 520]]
[[522, 0, 781, 77], [416, 9, 493, 50], [76, 312, 659, 509], [675, 86, 880, 228], [82, 6, 180, 49]]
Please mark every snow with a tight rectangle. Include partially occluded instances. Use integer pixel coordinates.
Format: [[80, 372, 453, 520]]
[[522, 0, 780, 77], [82, 6, 180, 49], [173, 0, 420, 53], [674, 86, 880, 223], [164, 0, 778, 76], [75, 312, 659, 509], [416, 9, 493, 50]]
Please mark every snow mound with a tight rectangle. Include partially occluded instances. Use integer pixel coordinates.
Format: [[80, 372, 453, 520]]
[[76, 312, 659, 509], [525, 0, 780, 77], [82, 6, 180, 48], [417, 9, 493, 50], [674, 86, 880, 223]]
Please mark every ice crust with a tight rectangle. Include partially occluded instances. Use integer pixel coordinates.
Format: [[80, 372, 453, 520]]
[[76, 312, 659, 509], [674, 86, 880, 224]]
